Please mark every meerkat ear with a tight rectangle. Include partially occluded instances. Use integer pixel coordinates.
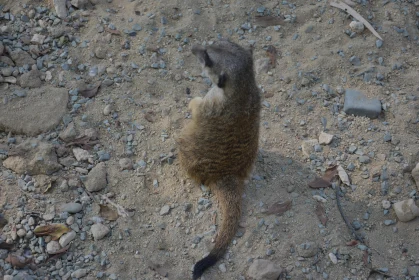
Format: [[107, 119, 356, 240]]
[[217, 72, 227, 88], [202, 50, 213, 67], [192, 45, 213, 68]]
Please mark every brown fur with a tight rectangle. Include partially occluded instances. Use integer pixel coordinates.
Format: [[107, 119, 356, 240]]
[[176, 40, 261, 279]]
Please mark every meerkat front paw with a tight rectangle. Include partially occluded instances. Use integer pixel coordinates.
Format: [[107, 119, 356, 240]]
[[188, 97, 203, 114]]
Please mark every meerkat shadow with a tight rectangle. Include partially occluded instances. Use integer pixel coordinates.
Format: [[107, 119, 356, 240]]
[[243, 149, 317, 213]]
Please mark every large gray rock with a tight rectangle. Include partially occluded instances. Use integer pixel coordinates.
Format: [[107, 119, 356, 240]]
[[0, 86, 68, 136], [412, 163, 419, 188], [84, 162, 107, 192], [9, 49, 35, 66], [53, 0, 68, 18], [343, 89, 381, 119], [248, 259, 282, 280], [19, 70, 42, 88], [2, 140, 62, 175]]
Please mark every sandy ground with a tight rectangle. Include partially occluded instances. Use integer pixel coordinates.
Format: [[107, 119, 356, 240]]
[[1, 0, 419, 279]]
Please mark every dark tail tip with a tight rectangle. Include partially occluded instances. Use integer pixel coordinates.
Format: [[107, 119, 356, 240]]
[[192, 254, 218, 280]]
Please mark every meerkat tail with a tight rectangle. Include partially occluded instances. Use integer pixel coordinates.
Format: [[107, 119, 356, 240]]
[[192, 176, 244, 280]]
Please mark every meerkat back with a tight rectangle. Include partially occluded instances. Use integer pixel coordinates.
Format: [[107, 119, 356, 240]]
[[177, 40, 261, 279]]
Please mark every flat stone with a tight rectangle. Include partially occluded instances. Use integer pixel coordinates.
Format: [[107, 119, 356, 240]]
[[318, 132, 334, 145], [0, 56, 15, 66], [84, 162, 107, 192], [9, 49, 35, 67], [119, 158, 133, 170], [59, 122, 77, 142], [3, 140, 61, 175], [59, 231, 76, 247], [95, 47, 107, 59], [53, 0, 68, 18], [4, 76, 17, 83], [297, 242, 318, 258], [359, 156, 370, 164], [343, 89, 381, 119], [0, 86, 68, 136], [19, 70, 42, 88], [160, 205, 170, 215], [71, 269, 88, 278], [60, 203, 82, 213], [412, 163, 419, 188], [247, 259, 282, 280], [91, 223, 110, 240], [31, 34, 46, 44], [301, 139, 319, 158]]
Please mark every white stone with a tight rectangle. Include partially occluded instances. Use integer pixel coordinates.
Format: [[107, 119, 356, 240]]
[[71, 269, 87, 278], [248, 259, 282, 280], [393, 199, 419, 222], [91, 223, 110, 240], [31, 34, 46, 44], [382, 200, 391, 210], [349, 21, 365, 32], [329, 252, 338, 264], [160, 205, 170, 216], [301, 139, 319, 158], [46, 241, 61, 254], [103, 104, 112, 116], [319, 132, 334, 145], [73, 148, 91, 162], [313, 195, 327, 203], [59, 231, 76, 247]]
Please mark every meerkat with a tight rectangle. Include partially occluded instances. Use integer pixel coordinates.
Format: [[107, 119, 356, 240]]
[[176, 40, 261, 279]]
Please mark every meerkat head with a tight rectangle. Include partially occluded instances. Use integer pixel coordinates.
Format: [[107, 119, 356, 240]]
[[191, 40, 254, 90]]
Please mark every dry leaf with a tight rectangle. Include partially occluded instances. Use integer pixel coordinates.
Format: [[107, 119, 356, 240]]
[[5, 254, 32, 268], [315, 202, 328, 226], [99, 205, 119, 221], [363, 250, 369, 266], [101, 196, 131, 218], [308, 165, 338, 189], [264, 92, 274, 98], [308, 177, 331, 189], [323, 165, 339, 182], [144, 111, 155, 123], [254, 15, 283, 27], [266, 45, 278, 67], [34, 224, 70, 241], [337, 165, 351, 186], [43, 182, 52, 194], [64, 135, 99, 149], [265, 200, 292, 216], [105, 27, 121, 35], [79, 83, 101, 98], [346, 240, 359, 246]]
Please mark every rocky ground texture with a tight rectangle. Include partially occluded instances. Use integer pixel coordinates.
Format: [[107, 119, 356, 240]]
[[0, 0, 419, 279]]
